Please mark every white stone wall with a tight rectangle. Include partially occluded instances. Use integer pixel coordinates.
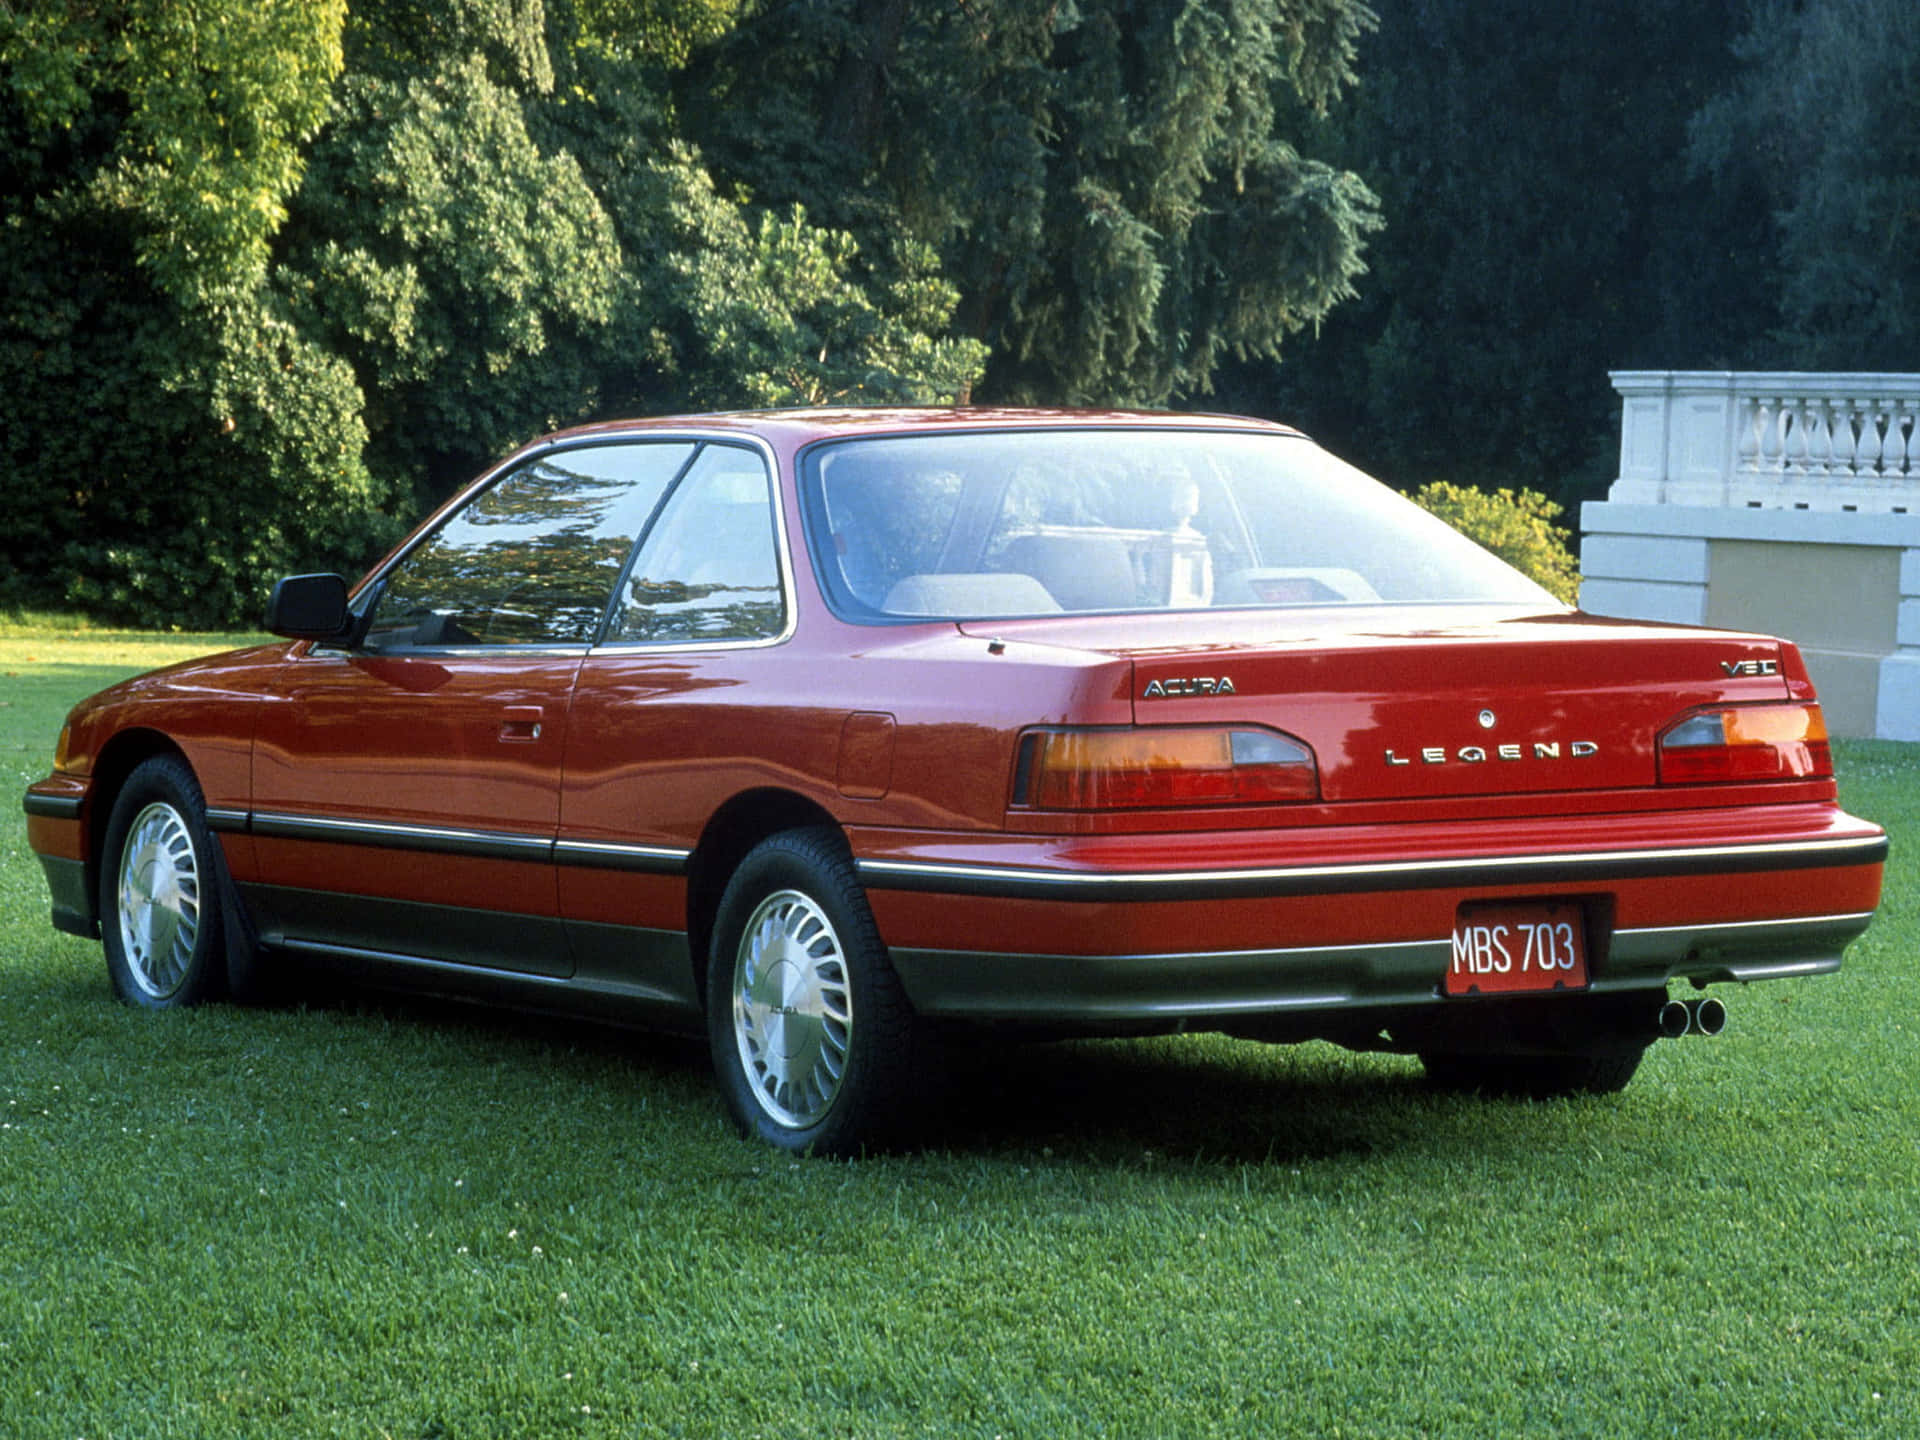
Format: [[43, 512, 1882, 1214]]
[[1889, 549, 1920, 741], [1581, 371, 1920, 742], [1579, 533, 1708, 626]]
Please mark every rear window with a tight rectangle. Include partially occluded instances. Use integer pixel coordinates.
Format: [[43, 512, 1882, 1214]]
[[800, 429, 1555, 620]]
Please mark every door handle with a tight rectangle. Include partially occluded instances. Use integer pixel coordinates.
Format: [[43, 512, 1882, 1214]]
[[499, 706, 543, 742]]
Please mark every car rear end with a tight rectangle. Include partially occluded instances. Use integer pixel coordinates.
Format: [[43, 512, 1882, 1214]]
[[797, 417, 1885, 1085]]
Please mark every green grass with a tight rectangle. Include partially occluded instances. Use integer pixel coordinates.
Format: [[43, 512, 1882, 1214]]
[[3, 625, 1917, 1438]]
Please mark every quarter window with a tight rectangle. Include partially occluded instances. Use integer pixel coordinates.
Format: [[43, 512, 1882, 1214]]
[[607, 445, 784, 645]]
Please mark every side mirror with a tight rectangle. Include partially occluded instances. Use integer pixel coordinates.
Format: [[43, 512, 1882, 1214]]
[[267, 573, 352, 641]]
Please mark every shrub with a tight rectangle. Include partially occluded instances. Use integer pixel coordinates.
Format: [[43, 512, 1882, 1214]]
[[1412, 481, 1580, 604]]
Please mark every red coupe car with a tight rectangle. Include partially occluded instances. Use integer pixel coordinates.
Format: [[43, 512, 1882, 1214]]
[[23, 409, 1886, 1153]]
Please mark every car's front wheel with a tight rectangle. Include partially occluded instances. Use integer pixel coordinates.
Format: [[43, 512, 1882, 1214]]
[[99, 755, 229, 1009], [706, 828, 918, 1155]]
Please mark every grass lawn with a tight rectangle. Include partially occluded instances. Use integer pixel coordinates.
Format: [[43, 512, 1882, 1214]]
[[2, 620, 1916, 1438]]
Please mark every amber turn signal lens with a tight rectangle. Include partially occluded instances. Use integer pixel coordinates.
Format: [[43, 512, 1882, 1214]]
[[1657, 703, 1831, 784], [1015, 727, 1319, 809]]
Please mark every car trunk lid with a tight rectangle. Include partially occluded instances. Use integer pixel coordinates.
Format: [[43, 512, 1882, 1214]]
[[960, 606, 1797, 802]]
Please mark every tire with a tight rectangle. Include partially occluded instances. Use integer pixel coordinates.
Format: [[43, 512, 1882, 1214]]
[[99, 755, 229, 1009], [1421, 1046, 1646, 1099], [706, 827, 918, 1156]]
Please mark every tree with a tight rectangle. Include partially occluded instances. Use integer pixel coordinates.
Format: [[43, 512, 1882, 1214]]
[[284, 45, 630, 506], [1, 0, 989, 622], [1689, 0, 1920, 371], [2, 0, 346, 304], [529, 35, 987, 420], [0, 0, 394, 624], [684, 0, 1382, 405], [568, 0, 744, 65], [285, 0, 986, 510], [1226, 0, 1763, 509], [632, 154, 987, 411]]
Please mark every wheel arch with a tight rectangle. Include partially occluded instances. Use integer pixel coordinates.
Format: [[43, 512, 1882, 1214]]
[[80, 728, 195, 926], [685, 787, 844, 1009]]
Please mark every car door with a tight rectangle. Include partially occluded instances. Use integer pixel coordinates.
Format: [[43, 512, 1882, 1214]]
[[557, 440, 795, 997], [245, 439, 696, 976]]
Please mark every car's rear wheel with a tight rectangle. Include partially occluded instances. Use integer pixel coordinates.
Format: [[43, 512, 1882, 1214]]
[[100, 756, 228, 1009], [1420, 1046, 1646, 1098], [706, 827, 917, 1155]]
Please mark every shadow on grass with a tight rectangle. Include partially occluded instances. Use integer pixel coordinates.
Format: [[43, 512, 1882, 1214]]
[[925, 1033, 1448, 1165], [28, 948, 1645, 1175], [294, 975, 1599, 1170], [270, 966, 715, 1088]]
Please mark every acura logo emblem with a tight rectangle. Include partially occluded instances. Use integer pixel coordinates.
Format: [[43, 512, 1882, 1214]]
[[1142, 676, 1236, 698]]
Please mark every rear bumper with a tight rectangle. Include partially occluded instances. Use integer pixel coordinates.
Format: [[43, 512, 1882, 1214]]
[[889, 909, 1874, 1024], [854, 803, 1886, 1026]]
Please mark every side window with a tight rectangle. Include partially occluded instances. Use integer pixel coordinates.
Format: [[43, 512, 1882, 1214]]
[[363, 443, 694, 650], [607, 445, 784, 645]]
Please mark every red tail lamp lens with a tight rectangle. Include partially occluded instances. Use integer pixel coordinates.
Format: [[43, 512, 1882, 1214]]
[[1658, 704, 1831, 784], [1016, 728, 1319, 809]]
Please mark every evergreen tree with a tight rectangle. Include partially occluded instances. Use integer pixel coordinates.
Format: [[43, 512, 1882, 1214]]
[[685, 0, 1383, 405], [1228, 0, 1761, 508], [1689, 0, 1920, 371]]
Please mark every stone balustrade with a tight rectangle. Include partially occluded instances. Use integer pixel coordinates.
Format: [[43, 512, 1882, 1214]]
[[1585, 371, 1920, 741], [1609, 370, 1920, 512]]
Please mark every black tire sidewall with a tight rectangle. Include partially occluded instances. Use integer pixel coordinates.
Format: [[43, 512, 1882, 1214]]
[[705, 828, 912, 1155], [99, 755, 227, 1009]]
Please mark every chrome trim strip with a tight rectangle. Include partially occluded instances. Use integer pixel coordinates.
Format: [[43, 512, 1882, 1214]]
[[1716, 957, 1843, 982], [553, 839, 690, 874], [251, 811, 553, 862], [244, 810, 694, 874], [273, 937, 576, 986], [21, 792, 83, 820], [204, 808, 249, 833], [1612, 910, 1876, 943], [587, 631, 794, 654], [858, 834, 1888, 901], [304, 645, 591, 660]]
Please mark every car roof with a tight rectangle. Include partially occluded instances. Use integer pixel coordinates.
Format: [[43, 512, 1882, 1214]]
[[541, 406, 1306, 449]]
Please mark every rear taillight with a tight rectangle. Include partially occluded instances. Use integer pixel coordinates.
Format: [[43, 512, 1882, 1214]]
[[1657, 703, 1831, 784], [1013, 727, 1319, 809]]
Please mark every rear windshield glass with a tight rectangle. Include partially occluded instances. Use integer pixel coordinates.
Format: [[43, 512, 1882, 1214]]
[[800, 429, 1555, 620]]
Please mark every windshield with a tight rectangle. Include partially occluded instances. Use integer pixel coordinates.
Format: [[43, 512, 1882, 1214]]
[[801, 428, 1556, 620]]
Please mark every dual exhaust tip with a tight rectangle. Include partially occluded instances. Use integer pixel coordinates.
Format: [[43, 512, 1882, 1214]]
[[1657, 995, 1728, 1039]]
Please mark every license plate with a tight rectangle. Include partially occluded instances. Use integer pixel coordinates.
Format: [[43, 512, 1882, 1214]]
[[1446, 901, 1589, 996]]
